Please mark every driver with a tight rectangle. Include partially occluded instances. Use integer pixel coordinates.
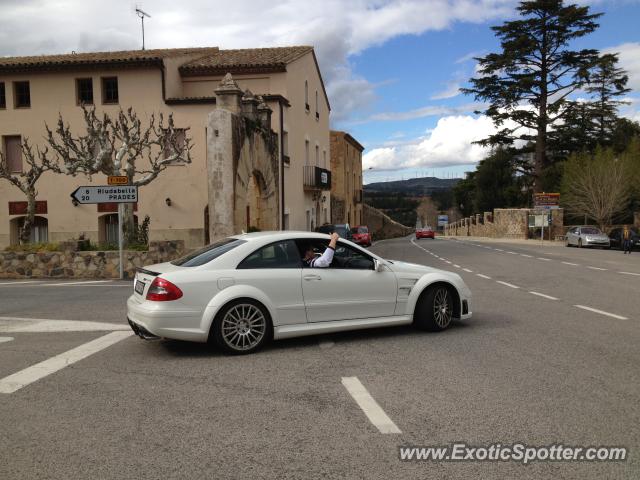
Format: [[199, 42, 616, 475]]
[[302, 232, 339, 267]]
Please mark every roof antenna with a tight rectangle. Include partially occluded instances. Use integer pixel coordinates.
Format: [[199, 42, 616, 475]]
[[135, 7, 151, 50]]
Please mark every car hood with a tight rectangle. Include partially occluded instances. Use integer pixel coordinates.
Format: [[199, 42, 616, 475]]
[[584, 234, 609, 240]]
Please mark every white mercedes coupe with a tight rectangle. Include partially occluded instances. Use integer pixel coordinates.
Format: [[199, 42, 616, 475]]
[[127, 232, 472, 354]]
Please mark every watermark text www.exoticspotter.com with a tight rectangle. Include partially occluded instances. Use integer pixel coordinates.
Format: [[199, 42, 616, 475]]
[[399, 443, 627, 465]]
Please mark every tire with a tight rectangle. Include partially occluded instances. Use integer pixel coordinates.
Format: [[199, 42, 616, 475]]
[[211, 299, 271, 355], [414, 285, 454, 332]]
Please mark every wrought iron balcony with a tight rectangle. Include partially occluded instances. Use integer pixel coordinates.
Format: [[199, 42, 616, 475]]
[[303, 165, 331, 190]]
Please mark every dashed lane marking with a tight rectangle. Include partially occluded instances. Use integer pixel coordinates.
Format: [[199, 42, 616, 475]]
[[0, 331, 133, 394], [476, 274, 491, 279], [529, 291, 559, 301], [520, 254, 532, 258], [619, 271, 640, 276], [587, 266, 607, 271], [537, 257, 551, 261], [341, 377, 401, 434], [562, 261, 579, 266], [0, 281, 46, 286], [453, 264, 461, 268], [462, 268, 473, 273], [496, 281, 520, 289], [0, 337, 14, 344], [573, 305, 628, 320]]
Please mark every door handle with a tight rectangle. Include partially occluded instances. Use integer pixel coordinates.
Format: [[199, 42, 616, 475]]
[[304, 274, 322, 281]]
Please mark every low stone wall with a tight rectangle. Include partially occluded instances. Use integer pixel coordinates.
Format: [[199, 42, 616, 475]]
[[445, 208, 564, 240], [363, 204, 414, 240], [0, 240, 185, 280]]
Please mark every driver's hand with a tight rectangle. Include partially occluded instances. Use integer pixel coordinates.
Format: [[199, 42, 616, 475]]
[[331, 232, 339, 242]]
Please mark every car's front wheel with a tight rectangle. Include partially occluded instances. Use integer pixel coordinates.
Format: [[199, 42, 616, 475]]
[[211, 299, 271, 354], [414, 285, 454, 332]]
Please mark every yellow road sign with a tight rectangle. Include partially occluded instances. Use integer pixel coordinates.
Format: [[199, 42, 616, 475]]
[[108, 176, 129, 185]]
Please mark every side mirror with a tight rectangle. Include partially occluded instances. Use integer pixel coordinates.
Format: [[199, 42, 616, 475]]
[[374, 259, 385, 272]]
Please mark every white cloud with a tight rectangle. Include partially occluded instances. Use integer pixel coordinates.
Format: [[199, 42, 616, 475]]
[[0, 0, 516, 123], [353, 102, 483, 123], [363, 115, 496, 170], [430, 80, 463, 100], [603, 42, 640, 91]]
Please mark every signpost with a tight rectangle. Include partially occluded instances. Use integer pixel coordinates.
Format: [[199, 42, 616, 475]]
[[70, 185, 138, 279], [108, 175, 129, 186], [437, 214, 449, 229]]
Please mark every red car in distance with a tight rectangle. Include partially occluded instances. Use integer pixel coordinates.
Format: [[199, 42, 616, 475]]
[[416, 226, 435, 239], [351, 226, 372, 247]]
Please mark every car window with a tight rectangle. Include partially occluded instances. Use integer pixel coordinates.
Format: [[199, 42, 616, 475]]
[[357, 227, 368, 234], [581, 227, 601, 235], [332, 242, 374, 270], [171, 238, 246, 267], [237, 240, 302, 269]]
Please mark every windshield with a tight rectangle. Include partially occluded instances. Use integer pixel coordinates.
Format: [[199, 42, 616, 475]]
[[352, 227, 368, 234], [171, 238, 246, 267], [581, 227, 601, 235]]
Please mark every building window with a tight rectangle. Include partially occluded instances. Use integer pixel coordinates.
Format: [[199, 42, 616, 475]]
[[305, 140, 310, 165], [0, 82, 5, 109], [76, 78, 94, 105], [102, 77, 119, 104], [304, 80, 309, 111], [323, 150, 326, 169], [2, 135, 22, 172], [163, 128, 186, 163], [315, 91, 319, 119], [315, 145, 319, 167], [13, 81, 30, 108], [9, 216, 48, 245]]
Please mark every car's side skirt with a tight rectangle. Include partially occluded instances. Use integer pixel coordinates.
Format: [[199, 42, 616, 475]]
[[273, 315, 413, 340]]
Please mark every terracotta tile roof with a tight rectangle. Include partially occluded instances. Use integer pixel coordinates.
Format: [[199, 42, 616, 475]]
[[0, 47, 219, 71], [179, 46, 314, 74]]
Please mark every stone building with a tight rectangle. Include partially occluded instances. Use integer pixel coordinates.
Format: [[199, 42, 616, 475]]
[[0, 46, 332, 248], [329, 131, 364, 226]]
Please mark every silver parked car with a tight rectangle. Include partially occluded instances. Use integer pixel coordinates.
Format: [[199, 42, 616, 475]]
[[566, 226, 610, 248]]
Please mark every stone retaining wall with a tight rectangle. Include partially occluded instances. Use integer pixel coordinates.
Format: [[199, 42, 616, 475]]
[[363, 204, 414, 240], [0, 240, 185, 279], [445, 208, 564, 240]]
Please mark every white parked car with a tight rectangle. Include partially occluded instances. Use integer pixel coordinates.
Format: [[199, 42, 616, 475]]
[[127, 232, 472, 354], [565, 226, 610, 248]]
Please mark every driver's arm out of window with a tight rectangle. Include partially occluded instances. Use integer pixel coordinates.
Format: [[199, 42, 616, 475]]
[[309, 246, 335, 267]]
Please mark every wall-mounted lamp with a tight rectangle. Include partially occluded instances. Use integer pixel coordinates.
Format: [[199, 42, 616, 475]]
[[72, 199, 79, 207], [165, 197, 172, 206]]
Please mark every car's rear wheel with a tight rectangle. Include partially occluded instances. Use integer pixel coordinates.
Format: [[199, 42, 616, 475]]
[[211, 299, 271, 354], [414, 285, 454, 332]]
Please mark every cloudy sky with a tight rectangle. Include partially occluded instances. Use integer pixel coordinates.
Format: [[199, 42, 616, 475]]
[[1, 0, 639, 183]]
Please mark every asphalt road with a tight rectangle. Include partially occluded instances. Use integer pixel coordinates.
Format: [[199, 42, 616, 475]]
[[0, 236, 638, 479]]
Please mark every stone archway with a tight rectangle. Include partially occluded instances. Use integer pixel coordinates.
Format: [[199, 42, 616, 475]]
[[207, 74, 279, 239]]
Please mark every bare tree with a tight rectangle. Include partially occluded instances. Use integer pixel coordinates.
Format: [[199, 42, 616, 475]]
[[561, 147, 632, 229], [0, 140, 58, 244], [45, 106, 192, 244]]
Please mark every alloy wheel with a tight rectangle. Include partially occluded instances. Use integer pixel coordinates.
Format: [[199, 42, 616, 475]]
[[432, 288, 453, 328], [221, 303, 267, 351]]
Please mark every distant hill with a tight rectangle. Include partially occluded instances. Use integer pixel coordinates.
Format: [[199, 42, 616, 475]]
[[364, 177, 459, 195]]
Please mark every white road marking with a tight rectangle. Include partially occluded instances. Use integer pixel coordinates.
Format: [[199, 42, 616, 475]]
[[444, 260, 452, 264], [507, 251, 518, 255], [494, 249, 504, 252], [0, 337, 14, 344], [42, 280, 114, 287], [496, 281, 520, 289], [0, 331, 132, 394], [587, 266, 607, 271], [562, 261, 579, 266], [573, 305, 628, 320], [476, 274, 491, 279], [453, 264, 461, 268], [341, 377, 401, 434], [537, 257, 551, 261], [529, 291, 559, 301], [0, 317, 130, 333], [0, 281, 46, 286], [619, 271, 640, 276], [463, 268, 473, 273], [520, 254, 532, 258]]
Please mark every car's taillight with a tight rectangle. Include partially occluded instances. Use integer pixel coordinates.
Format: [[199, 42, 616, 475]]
[[146, 277, 183, 301]]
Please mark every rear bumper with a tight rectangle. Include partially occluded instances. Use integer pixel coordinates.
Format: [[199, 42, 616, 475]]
[[126, 295, 208, 343]]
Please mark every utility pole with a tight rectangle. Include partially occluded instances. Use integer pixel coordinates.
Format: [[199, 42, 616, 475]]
[[135, 8, 151, 50]]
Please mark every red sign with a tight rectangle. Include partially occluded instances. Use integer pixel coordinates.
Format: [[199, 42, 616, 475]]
[[533, 193, 560, 207], [97, 203, 138, 213], [8, 201, 47, 215]]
